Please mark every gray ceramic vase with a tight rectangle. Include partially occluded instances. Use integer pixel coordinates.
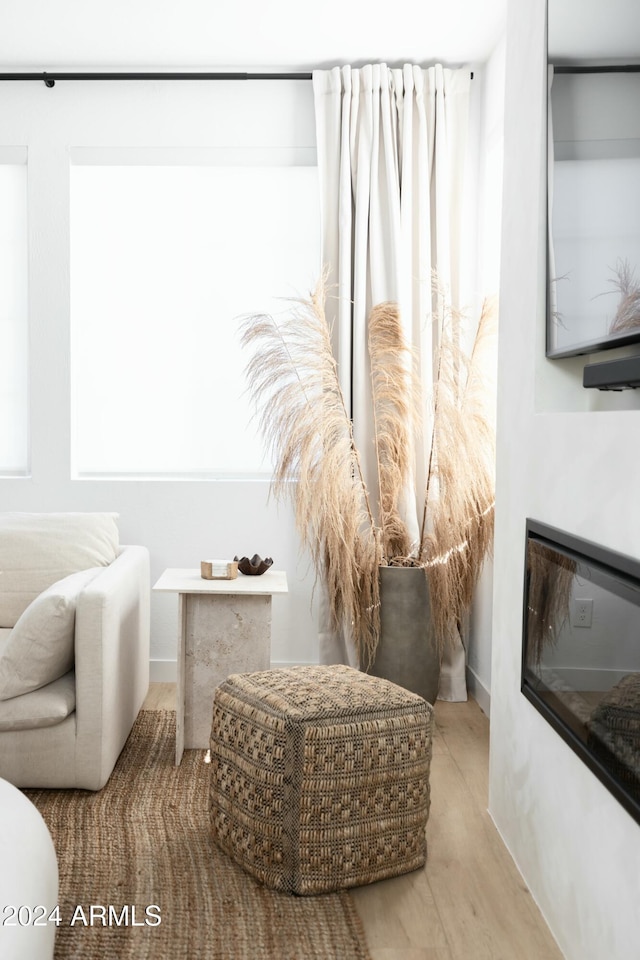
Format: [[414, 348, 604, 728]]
[[367, 565, 441, 705]]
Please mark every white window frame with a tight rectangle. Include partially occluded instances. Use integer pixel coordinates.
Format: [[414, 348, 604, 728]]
[[0, 148, 29, 478], [69, 147, 320, 480]]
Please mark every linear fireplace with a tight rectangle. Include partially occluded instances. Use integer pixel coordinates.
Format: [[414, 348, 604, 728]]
[[522, 519, 640, 825]]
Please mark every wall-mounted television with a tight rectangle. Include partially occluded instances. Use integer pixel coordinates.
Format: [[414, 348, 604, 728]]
[[547, 69, 640, 358], [522, 519, 640, 825]]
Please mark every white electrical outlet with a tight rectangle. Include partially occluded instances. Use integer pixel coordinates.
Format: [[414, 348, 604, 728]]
[[570, 598, 593, 628]]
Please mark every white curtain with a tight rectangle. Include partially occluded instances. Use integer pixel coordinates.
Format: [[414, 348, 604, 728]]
[[313, 62, 472, 700]]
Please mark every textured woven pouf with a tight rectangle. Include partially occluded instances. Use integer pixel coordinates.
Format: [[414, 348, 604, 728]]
[[209, 664, 433, 895], [587, 672, 640, 788]]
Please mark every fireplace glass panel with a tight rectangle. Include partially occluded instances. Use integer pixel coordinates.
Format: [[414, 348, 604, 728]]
[[522, 519, 640, 824]]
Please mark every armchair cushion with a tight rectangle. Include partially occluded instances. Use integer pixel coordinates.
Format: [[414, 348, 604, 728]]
[[0, 512, 120, 628], [0, 568, 99, 700], [0, 672, 76, 731], [0, 540, 150, 791]]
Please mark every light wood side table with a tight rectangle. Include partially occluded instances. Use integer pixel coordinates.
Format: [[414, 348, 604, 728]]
[[153, 568, 288, 764]]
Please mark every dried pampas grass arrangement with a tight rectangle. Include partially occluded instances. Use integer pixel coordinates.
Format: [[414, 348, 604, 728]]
[[526, 541, 576, 667], [607, 259, 640, 334], [241, 286, 382, 662], [241, 279, 497, 667], [368, 301, 418, 563], [420, 296, 497, 651]]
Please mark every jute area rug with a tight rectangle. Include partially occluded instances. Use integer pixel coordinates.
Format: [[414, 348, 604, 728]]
[[26, 710, 371, 960]]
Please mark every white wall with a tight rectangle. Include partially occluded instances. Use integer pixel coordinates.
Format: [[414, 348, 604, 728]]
[[467, 34, 506, 713], [0, 79, 319, 676], [490, 0, 640, 957], [542, 576, 640, 688]]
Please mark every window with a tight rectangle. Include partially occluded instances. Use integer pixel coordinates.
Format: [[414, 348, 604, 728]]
[[0, 158, 29, 476], [71, 159, 320, 478]]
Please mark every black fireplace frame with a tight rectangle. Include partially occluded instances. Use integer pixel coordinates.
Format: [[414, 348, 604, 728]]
[[522, 518, 640, 826]]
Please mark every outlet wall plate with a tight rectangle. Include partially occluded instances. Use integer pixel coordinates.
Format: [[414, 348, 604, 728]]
[[570, 597, 593, 627]]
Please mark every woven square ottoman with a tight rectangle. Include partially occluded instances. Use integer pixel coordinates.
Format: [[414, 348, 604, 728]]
[[209, 664, 433, 895], [587, 672, 640, 790]]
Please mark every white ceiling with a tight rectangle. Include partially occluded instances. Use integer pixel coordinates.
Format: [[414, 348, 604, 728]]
[[0, 0, 506, 71]]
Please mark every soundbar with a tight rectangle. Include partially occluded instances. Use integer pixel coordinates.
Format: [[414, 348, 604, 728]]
[[583, 355, 640, 390]]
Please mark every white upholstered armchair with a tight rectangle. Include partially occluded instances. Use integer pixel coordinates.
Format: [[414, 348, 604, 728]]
[[0, 513, 150, 790]]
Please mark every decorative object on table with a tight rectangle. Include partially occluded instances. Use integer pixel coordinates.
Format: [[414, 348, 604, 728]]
[[209, 664, 433, 895], [241, 279, 496, 698], [200, 559, 238, 580], [234, 554, 273, 576]]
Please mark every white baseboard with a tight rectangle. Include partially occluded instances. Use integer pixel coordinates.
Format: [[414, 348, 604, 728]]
[[150, 658, 317, 683], [539, 665, 629, 692], [271, 660, 317, 669], [466, 665, 491, 717], [150, 659, 178, 682]]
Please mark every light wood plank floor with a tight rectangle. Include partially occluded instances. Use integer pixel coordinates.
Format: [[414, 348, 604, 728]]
[[143, 684, 563, 960]]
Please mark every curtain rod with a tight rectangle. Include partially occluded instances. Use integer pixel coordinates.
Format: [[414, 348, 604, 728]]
[[0, 69, 474, 88], [553, 64, 640, 75], [0, 71, 314, 87]]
